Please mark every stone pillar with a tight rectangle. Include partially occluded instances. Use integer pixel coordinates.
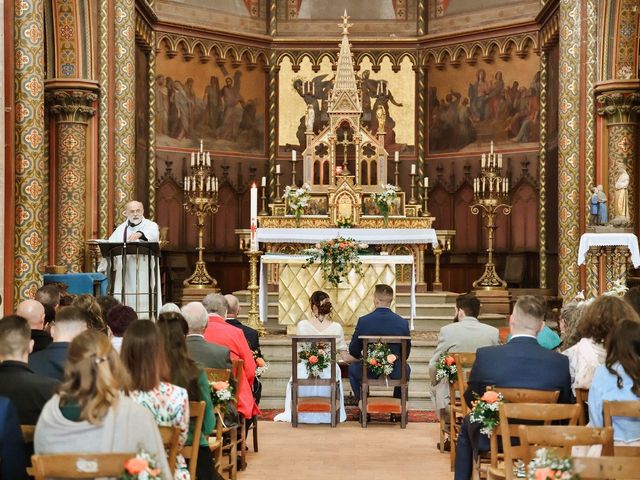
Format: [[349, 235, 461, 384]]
[[45, 84, 99, 272], [14, 0, 47, 300]]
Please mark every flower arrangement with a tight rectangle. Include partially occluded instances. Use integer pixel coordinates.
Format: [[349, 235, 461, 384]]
[[303, 237, 367, 287], [253, 350, 269, 378], [469, 388, 504, 436], [435, 349, 458, 383], [209, 380, 235, 413], [371, 184, 398, 226], [526, 448, 578, 480], [603, 278, 628, 297], [366, 341, 397, 377], [336, 216, 353, 228], [299, 342, 330, 378], [283, 183, 311, 224], [120, 448, 162, 480]]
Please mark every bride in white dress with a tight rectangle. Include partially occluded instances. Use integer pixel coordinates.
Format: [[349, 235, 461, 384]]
[[274, 291, 352, 423]]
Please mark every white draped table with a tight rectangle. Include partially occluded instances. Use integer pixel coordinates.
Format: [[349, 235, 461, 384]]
[[259, 254, 417, 331], [577, 233, 640, 267]]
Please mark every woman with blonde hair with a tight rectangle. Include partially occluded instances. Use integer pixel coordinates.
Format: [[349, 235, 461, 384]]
[[72, 294, 109, 335], [34, 329, 171, 478]]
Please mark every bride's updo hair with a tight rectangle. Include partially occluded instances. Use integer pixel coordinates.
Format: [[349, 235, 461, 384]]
[[310, 290, 332, 317]]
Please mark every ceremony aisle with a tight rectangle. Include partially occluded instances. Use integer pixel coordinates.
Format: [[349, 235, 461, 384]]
[[240, 421, 451, 479]]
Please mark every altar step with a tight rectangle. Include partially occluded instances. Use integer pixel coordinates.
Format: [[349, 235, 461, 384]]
[[256, 337, 438, 410]]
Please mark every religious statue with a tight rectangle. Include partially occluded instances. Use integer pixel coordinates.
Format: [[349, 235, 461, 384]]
[[589, 187, 599, 226], [306, 103, 315, 133], [613, 165, 630, 224], [376, 105, 386, 134], [597, 184, 608, 225]]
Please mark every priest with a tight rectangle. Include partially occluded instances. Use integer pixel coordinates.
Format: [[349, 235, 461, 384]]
[[100, 201, 161, 319]]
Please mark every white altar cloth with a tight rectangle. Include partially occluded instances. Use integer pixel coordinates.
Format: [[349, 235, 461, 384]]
[[255, 227, 439, 248], [259, 254, 416, 329], [577, 233, 640, 268]]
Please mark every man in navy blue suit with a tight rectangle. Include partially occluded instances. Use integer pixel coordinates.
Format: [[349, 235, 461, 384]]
[[454, 295, 572, 480], [348, 284, 411, 404], [0, 396, 28, 479]]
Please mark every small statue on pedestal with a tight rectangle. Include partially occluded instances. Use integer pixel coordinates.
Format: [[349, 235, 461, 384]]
[[589, 187, 600, 226]]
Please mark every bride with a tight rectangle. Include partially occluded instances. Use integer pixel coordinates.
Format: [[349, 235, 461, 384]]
[[274, 290, 353, 423]]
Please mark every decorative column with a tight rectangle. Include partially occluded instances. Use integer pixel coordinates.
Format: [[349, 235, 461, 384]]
[[45, 84, 99, 272], [97, 0, 110, 238], [147, 31, 157, 219], [268, 51, 278, 202], [14, 0, 47, 300], [415, 60, 426, 211], [538, 49, 549, 289]]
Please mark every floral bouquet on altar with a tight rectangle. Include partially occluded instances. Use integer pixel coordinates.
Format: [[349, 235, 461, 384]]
[[119, 447, 162, 480], [253, 350, 269, 378], [524, 448, 578, 480], [435, 349, 458, 383], [299, 342, 330, 378], [366, 341, 397, 378], [371, 184, 398, 226], [302, 237, 368, 287], [283, 183, 311, 224], [469, 388, 504, 436]]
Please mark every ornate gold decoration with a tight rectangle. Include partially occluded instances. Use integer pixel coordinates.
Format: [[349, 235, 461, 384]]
[[156, 34, 269, 67], [245, 249, 266, 336], [585, 245, 632, 297], [538, 51, 549, 288], [328, 176, 362, 226], [433, 230, 455, 291], [268, 51, 278, 202], [98, 0, 109, 238], [584, 1, 597, 229], [416, 60, 426, 210], [147, 30, 157, 219]]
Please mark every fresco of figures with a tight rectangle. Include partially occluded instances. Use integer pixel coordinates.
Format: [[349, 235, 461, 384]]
[[427, 58, 540, 154], [156, 48, 266, 154]]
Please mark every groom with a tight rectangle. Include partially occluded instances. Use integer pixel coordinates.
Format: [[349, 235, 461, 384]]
[[348, 284, 411, 405]]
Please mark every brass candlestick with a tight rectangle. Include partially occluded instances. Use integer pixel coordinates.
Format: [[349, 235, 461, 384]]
[[291, 156, 297, 186], [259, 183, 268, 215], [471, 145, 511, 290], [183, 143, 220, 289], [394, 157, 400, 187], [275, 169, 282, 199], [245, 249, 266, 335], [422, 179, 431, 216]]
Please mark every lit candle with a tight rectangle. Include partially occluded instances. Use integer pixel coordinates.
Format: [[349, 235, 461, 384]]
[[394, 151, 399, 163], [184, 177, 188, 191], [261, 176, 266, 187], [250, 182, 258, 250], [292, 150, 297, 162], [276, 164, 281, 174]]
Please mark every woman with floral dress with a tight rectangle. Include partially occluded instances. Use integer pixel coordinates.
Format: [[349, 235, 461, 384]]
[[121, 320, 190, 479]]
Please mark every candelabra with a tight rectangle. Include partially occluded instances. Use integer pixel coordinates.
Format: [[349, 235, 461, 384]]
[[183, 141, 220, 289], [245, 249, 266, 335], [470, 143, 511, 290]]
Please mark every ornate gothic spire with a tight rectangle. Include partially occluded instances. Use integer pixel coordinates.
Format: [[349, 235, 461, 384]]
[[329, 10, 362, 113]]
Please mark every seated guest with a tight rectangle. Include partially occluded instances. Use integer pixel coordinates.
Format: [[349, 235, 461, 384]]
[[160, 302, 181, 314], [454, 296, 572, 480], [106, 304, 138, 352], [121, 320, 190, 479], [559, 299, 588, 351], [96, 295, 120, 324], [589, 319, 640, 445], [202, 294, 259, 422], [30, 306, 89, 381], [537, 324, 561, 350], [349, 284, 411, 405], [0, 315, 59, 424], [158, 312, 218, 480], [0, 396, 28, 480], [16, 299, 51, 352], [428, 294, 499, 432], [73, 294, 109, 335], [183, 302, 232, 370], [625, 285, 640, 316], [35, 284, 60, 327], [563, 296, 638, 392], [34, 330, 171, 479]]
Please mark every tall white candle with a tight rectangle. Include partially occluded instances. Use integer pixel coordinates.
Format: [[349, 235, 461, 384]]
[[200, 139, 203, 152], [250, 182, 258, 250], [411, 164, 416, 175], [424, 177, 429, 187], [498, 153, 502, 169], [292, 150, 297, 162], [481, 154, 486, 168], [261, 176, 266, 187], [190, 152, 194, 167], [394, 151, 399, 163], [276, 164, 281, 174], [490, 140, 494, 154]]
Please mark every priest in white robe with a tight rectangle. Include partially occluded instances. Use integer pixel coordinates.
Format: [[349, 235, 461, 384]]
[[99, 201, 162, 319]]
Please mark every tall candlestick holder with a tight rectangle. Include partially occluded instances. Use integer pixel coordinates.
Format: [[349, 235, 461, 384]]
[[183, 141, 220, 289], [245, 249, 266, 335], [275, 169, 282, 199], [259, 183, 268, 215], [422, 178, 430, 216], [394, 156, 400, 187], [409, 171, 417, 204], [291, 154, 297, 186], [471, 143, 511, 290]]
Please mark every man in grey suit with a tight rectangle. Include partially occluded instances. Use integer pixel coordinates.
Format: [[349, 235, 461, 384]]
[[183, 302, 232, 370], [428, 294, 499, 444]]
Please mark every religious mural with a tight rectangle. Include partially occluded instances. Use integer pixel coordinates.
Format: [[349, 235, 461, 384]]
[[292, 0, 402, 19], [156, 46, 266, 154], [279, 56, 415, 153], [185, 0, 255, 16], [432, 0, 524, 17], [427, 57, 540, 154]]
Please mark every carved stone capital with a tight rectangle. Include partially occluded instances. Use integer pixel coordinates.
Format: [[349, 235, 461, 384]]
[[45, 85, 99, 123], [596, 91, 640, 124]]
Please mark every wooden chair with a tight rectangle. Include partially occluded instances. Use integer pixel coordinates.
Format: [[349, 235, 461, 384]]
[[476, 388, 560, 480], [361, 335, 411, 429], [22, 424, 36, 476], [205, 367, 236, 479], [180, 400, 205, 480], [575, 388, 590, 425], [572, 456, 640, 479], [603, 400, 640, 456], [231, 358, 246, 472], [518, 425, 614, 464], [31, 452, 135, 479], [486, 402, 581, 480], [449, 352, 476, 470], [158, 425, 180, 476], [291, 335, 340, 427]]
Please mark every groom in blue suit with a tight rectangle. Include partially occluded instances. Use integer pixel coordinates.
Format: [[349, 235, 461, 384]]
[[348, 284, 411, 403], [454, 295, 572, 480]]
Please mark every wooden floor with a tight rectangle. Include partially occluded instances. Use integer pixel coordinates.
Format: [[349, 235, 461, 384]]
[[239, 420, 452, 480]]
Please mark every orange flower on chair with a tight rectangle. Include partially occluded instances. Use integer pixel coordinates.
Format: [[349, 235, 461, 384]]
[[481, 390, 501, 404], [124, 457, 149, 475]]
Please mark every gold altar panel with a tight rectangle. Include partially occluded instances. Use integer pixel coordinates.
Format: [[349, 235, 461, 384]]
[[278, 263, 396, 334]]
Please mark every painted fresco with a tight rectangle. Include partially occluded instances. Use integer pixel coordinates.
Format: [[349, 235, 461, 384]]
[[296, 0, 398, 19], [156, 45, 266, 154], [433, 0, 523, 17], [428, 56, 540, 154], [279, 56, 415, 153], [184, 0, 252, 16]]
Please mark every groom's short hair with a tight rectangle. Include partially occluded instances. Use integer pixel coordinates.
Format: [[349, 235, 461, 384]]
[[374, 284, 393, 305]]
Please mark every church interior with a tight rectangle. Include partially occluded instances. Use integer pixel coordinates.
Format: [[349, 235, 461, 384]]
[[1, 0, 640, 478]]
